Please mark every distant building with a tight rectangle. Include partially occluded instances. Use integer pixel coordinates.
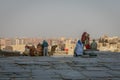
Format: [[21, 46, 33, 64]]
[[98, 35, 120, 52]]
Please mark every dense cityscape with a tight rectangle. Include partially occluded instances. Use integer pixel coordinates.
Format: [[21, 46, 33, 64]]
[[0, 35, 120, 55]]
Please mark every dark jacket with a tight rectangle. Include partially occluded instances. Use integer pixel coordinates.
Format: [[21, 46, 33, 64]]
[[42, 40, 48, 47]]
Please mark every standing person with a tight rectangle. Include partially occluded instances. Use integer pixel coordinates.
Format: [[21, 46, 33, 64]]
[[42, 40, 49, 56]]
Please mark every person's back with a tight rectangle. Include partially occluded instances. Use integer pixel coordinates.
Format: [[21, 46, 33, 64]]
[[43, 40, 48, 47]]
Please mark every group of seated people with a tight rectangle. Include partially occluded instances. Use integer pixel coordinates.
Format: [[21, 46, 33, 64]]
[[74, 32, 98, 57], [81, 32, 98, 50]]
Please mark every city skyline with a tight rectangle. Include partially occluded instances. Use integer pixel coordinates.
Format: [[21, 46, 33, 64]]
[[0, 0, 120, 39]]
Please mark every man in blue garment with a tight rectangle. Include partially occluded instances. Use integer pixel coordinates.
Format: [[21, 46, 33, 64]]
[[42, 40, 49, 56]]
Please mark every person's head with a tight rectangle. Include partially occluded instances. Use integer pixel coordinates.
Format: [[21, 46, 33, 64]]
[[83, 32, 87, 36], [93, 39, 95, 42], [85, 33, 89, 37], [43, 40, 46, 42]]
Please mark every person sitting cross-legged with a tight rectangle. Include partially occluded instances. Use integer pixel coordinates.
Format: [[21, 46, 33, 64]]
[[91, 39, 97, 50]]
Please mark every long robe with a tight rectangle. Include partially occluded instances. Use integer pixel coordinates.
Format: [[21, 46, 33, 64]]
[[74, 40, 83, 56]]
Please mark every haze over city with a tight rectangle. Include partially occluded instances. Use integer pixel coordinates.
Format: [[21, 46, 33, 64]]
[[0, 0, 120, 39]]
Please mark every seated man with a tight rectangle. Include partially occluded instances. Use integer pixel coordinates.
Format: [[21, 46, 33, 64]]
[[91, 39, 97, 50]]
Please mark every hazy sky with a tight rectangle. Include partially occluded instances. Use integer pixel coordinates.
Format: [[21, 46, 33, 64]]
[[0, 0, 120, 38]]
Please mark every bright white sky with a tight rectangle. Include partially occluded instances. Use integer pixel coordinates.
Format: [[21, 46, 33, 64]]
[[0, 0, 120, 39]]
